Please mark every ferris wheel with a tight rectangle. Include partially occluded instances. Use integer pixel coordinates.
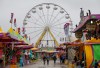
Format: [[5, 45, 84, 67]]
[[23, 3, 73, 48]]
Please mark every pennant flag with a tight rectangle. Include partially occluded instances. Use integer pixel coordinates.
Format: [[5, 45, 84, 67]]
[[10, 13, 14, 23], [64, 23, 69, 36], [24, 34, 28, 39], [22, 27, 25, 34], [29, 36, 30, 41], [18, 28, 20, 34], [14, 18, 17, 27], [0, 27, 3, 33]]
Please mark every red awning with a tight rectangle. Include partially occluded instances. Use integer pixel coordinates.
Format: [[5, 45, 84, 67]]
[[0, 33, 19, 43], [63, 39, 83, 47], [73, 14, 100, 32], [15, 45, 33, 49]]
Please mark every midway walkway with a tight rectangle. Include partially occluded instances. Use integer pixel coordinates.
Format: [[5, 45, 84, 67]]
[[22, 60, 67, 68]]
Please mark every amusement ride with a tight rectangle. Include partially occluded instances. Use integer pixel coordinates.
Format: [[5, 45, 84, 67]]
[[23, 3, 73, 48]]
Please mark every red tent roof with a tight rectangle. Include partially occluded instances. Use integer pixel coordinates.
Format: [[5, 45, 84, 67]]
[[73, 14, 100, 32], [15, 45, 33, 49]]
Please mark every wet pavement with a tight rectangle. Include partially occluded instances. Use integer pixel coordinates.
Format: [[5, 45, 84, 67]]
[[22, 59, 67, 68]]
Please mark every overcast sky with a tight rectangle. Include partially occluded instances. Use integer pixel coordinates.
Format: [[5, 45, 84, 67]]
[[0, 0, 100, 32]]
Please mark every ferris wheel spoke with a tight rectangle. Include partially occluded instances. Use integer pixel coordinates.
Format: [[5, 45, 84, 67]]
[[26, 29, 43, 35], [47, 9, 49, 24], [26, 19, 44, 27], [42, 10, 47, 24], [52, 30, 64, 38], [24, 26, 43, 28], [52, 28, 65, 37], [36, 11, 46, 25], [52, 27, 64, 29], [52, 28, 64, 34], [30, 14, 45, 26], [52, 21, 67, 27], [51, 15, 65, 26], [48, 10, 54, 24], [30, 30, 43, 40], [52, 30, 61, 38], [49, 12, 60, 24]]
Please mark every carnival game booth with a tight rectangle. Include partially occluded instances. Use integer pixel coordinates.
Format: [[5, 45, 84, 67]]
[[0, 27, 31, 68], [0, 27, 22, 68], [15, 45, 33, 65], [63, 39, 84, 62], [73, 13, 100, 40], [85, 38, 100, 68], [7, 28, 34, 67], [73, 9, 100, 68]]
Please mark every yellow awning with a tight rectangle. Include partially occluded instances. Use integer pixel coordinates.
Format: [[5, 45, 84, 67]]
[[0, 27, 3, 33]]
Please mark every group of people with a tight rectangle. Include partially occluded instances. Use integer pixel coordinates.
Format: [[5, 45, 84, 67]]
[[42, 54, 49, 65], [60, 54, 66, 64], [74, 56, 84, 68], [42, 54, 57, 65], [19, 50, 35, 67], [42, 53, 67, 65]]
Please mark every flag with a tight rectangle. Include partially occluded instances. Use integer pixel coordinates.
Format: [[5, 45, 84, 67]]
[[14, 18, 16, 27], [24, 34, 27, 39], [10, 13, 14, 23], [64, 23, 69, 36], [18, 28, 20, 34], [22, 27, 25, 34], [29, 36, 30, 41]]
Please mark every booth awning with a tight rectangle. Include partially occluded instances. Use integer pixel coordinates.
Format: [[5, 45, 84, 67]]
[[0, 33, 19, 42], [15, 45, 33, 49], [31, 48, 39, 51], [73, 14, 100, 32], [63, 39, 83, 47], [46, 50, 59, 53]]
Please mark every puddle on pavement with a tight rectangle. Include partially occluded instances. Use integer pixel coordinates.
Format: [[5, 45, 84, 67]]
[[38, 66, 46, 68]]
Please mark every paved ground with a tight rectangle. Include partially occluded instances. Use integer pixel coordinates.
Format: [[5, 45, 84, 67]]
[[22, 60, 67, 68]]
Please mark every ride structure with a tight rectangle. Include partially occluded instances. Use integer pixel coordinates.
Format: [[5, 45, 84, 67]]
[[23, 3, 73, 48]]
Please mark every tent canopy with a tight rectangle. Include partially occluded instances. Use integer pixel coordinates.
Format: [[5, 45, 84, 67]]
[[0, 27, 3, 33], [15, 45, 33, 49], [63, 39, 83, 47]]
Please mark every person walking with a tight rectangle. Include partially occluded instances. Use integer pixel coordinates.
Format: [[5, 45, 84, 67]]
[[60, 55, 62, 64], [74, 56, 77, 63], [19, 56, 24, 67], [53, 55, 57, 64], [94, 60, 98, 68], [62, 55, 65, 63], [43, 55, 46, 65], [46, 54, 50, 65]]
